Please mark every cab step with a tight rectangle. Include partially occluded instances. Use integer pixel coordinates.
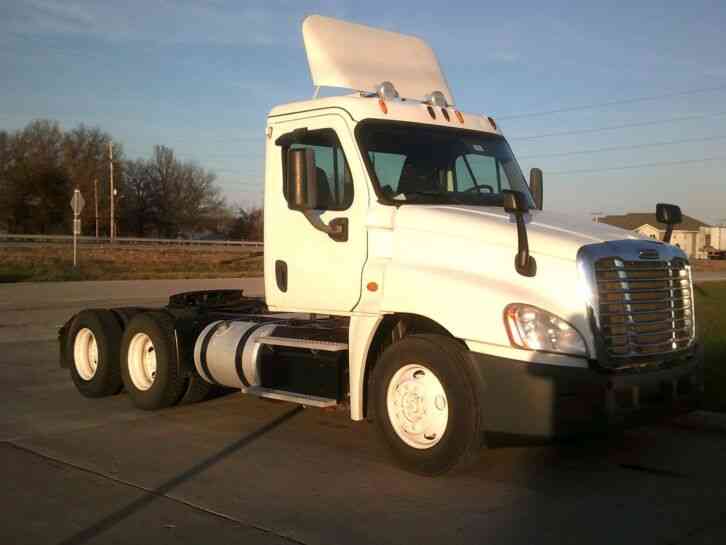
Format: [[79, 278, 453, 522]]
[[255, 335, 348, 352], [243, 386, 338, 407]]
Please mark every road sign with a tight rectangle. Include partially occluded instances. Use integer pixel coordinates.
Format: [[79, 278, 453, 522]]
[[70, 189, 85, 216], [70, 189, 84, 267]]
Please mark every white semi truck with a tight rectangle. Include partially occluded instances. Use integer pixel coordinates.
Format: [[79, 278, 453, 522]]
[[60, 16, 703, 475]]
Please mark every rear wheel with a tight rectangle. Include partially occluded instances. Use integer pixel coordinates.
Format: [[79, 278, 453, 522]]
[[372, 334, 482, 475], [121, 312, 187, 410], [66, 309, 123, 398]]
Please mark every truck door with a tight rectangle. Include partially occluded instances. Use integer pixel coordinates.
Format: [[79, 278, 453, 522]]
[[264, 114, 367, 313]]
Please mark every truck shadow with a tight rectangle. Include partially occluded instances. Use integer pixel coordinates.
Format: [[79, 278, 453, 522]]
[[56, 406, 303, 545]]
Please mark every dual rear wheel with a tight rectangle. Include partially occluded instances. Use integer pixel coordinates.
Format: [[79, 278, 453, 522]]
[[66, 310, 213, 409]]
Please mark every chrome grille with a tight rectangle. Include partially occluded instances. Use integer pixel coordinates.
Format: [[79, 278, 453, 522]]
[[594, 258, 695, 360]]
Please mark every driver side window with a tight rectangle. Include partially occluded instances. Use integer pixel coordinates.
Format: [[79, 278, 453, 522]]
[[285, 129, 354, 211]]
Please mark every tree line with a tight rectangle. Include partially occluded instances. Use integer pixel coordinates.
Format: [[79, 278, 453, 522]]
[[0, 119, 262, 240]]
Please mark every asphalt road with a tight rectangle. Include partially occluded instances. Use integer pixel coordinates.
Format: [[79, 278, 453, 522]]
[[2, 278, 726, 545]]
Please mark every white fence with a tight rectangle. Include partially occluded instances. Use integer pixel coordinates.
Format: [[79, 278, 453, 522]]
[[0, 233, 263, 248]]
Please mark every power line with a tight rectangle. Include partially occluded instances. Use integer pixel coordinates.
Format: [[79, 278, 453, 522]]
[[519, 134, 726, 159], [509, 111, 726, 141], [496, 83, 726, 120], [548, 156, 726, 176]]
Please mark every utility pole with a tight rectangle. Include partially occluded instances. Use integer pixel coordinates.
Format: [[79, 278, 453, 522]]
[[109, 141, 114, 241], [94, 178, 99, 239]]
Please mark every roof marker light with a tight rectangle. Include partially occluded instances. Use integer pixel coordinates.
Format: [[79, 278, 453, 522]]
[[488, 116, 498, 130], [426, 106, 436, 119], [376, 81, 399, 101], [379, 98, 388, 114], [424, 90, 448, 108], [441, 108, 450, 121], [454, 110, 465, 123]]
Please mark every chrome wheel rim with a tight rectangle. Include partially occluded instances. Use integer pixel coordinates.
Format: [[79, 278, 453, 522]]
[[386, 364, 449, 449], [127, 333, 157, 391]]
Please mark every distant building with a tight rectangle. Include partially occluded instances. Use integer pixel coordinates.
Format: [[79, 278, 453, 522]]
[[702, 226, 726, 258], [598, 213, 711, 258]]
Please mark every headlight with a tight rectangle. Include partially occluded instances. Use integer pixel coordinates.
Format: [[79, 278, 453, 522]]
[[504, 304, 588, 357]]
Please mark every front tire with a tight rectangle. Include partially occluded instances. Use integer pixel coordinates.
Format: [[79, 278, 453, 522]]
[[372, 334, 482, 475], [120, 312, 187, 410]]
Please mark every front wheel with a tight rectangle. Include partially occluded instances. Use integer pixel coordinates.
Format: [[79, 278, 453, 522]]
[[372, 334, 482, 475]]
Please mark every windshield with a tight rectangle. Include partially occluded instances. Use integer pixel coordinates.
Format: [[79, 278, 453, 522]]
[[357, 120, 534, 207]]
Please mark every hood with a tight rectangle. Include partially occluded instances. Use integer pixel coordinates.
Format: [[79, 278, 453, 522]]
[[391, 205, 644, 262]]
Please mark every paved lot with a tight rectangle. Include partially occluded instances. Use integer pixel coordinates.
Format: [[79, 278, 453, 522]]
[[2, 278, 726, 545]]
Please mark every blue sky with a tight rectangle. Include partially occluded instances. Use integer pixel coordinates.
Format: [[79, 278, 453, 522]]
[[1, 0, 725, 223]]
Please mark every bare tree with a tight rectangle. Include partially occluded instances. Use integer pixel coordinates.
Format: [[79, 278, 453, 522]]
[[3, 120, 69, 233], [120, 159, 153, 237], [0, 120, 225, 237], [62, 124, 121, 234], [145, 145, 225, 237], [0, 130, 11, 231], [227, 205, 264, 241]]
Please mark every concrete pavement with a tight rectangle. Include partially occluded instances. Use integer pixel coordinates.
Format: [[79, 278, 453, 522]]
[[2, 278, 726, 545]]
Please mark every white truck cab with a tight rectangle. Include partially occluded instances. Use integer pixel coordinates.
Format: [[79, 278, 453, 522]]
[[61, 15, 703, 475]]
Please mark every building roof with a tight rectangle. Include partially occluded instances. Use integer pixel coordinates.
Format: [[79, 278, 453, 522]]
[[599, 213, 709, 232]]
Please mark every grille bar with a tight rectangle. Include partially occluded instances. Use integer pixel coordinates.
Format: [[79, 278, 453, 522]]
[[599, 286, 688, 294], [597, 276, 688, 284], [594, 256, 695, 361], [605, 325, 692, 340], [598, 304, 692, 317]]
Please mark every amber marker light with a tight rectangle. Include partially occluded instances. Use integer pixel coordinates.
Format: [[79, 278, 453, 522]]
[[367, 282, 379, 292], [488, 116, 498, 130], [378, 98, 388, 114], [454, 110, 464, 123]]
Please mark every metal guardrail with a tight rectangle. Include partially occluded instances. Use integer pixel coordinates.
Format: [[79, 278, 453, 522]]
[[0, 233, 263, 248]]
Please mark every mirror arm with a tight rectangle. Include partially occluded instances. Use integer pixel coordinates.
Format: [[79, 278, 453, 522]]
[[663, 224, 674, 244], [302, 210, 348, 242], [513, 213, 537, 277]]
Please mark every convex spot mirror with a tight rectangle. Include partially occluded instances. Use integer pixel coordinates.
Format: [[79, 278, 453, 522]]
[[286, 148, 318, 211], [656, 203, 682, 226], [656, 202, 682, 244]]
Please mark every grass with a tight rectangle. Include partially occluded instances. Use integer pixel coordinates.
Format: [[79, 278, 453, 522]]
[[694, 281, 726, 412], [0, 244, 263, 282]]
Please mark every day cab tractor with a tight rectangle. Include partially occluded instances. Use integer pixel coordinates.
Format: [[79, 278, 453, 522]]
[[59, 15, 703, 475]]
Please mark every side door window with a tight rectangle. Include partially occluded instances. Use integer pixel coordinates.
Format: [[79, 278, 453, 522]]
[[285, 129, 354, 210]]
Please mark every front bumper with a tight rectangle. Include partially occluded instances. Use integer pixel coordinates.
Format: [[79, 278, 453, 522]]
[[467, 346, 704, 441]]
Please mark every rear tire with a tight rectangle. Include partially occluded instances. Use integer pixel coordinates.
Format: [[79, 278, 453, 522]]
[[372, 334, 482, 476], [120, 312, 187, 410], [66, 309, 124, 398]]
